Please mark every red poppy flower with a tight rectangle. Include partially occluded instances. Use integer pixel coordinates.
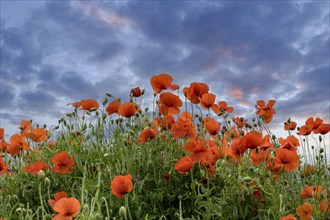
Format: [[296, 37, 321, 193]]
[[158, 92, 182, 115], [297, 117, 323, 136], [80, 99, 99, 111], [198, 93, 216, 110], [302, 164, 314, 176], [20, 120, 32, 134], [48, 191, 68, 208], [234, 117, 247, 129], [48, 141, 57, 148], [279, 135, 300, 147], [110, 174, 133, 198], [183, 82, 209, 104], [0, 157, 9, 175], [25, 128, 48, 142], [182, 140, 208, 163], [319, 199, 330, 213], [150, 73, 178, 94], [296, 202, 313, 220], [274, 148, 299, 172], [241, 131, 263, 150], [118, 102, 138, 118], [23, 161, 49, 175], [203, 117, 220, 136], [226, 137, 246, 163], [174, 156, 193, 174], [249, 135, 274, 166], [51, 152, 75, 174], [213, 101, 234, 114], [171, 112, 196, 139], [53, 197, 80, 220], [256, 100, 276, 124], [138, 128, 158, 144], [317, 123, 330, 135], [68, 99, 99, 111], [284, 121, 297, 131], [300, 185, 327, 200], [0, 129, 9, 152], [0, 128, 4, 139], [280, 214, 297, 220], [6, 133, 29, 156], [130, 87, 142, 97], [152, 115, 175, 130], [106, 99, 121, 115]]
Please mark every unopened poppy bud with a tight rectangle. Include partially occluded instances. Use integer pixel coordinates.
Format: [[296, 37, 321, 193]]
[[44, 214, 52, 219], [174, 212, 180, 219], [106, 93, 112, 97], [252, 118, 256, 122], [319, 135, 322, 142], [62, 120, 67, 126], [38, 170, 45, 181], [320, 155, 324, 159], [141, 89, 145, 95], [103, 98, 108, 105], [44, 177, 51, 185], [242, 177, 252, 183], [311, 145, 314, 149], [54, 126, 59, 130], [272, 135, 277, 140], [145, 107, 149, 112], [154, 93, 157, 97], [119, 206, 127, 219], [82, 124, 87, 131]]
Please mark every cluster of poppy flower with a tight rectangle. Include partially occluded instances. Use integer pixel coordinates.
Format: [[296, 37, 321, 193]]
[[1, 73, 329, 219]]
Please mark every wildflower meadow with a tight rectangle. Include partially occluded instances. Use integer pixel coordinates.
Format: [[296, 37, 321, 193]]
[[0, 73, 329, 220]]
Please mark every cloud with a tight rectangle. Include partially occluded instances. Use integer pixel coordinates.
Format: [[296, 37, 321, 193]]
[[0, 0, 329, 137]]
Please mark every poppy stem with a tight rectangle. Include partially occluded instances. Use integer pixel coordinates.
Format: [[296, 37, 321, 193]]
[[125, 195, 132, 220], [38, 182, 45, 219]]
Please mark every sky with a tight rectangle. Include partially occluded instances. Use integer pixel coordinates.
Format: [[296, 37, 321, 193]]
[[0, 0, 329, 140]]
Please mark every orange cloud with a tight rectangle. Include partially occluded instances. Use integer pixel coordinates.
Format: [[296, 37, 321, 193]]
[[81, 3, 133, 28]]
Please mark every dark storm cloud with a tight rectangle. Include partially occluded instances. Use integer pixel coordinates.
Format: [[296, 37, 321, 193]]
[[0, 0, 329, 135]]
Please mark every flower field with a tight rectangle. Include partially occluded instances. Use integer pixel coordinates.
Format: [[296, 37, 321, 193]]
[[0, 73, 329, 220]]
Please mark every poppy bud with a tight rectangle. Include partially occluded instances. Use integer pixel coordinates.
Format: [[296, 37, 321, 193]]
[[38, 170, 45, 181], [16, 207, 26, 213], [44, 177, 50, 185], [106, 93, 112, 97], [83, 204, 90, 213], [145, 107, 149, 112], [44, 214, 52, 219], [54, 126, 59, 130], [242, 177, 252, 183], [319, 136, 322, 142], [252, 118, 256, 122], [103, 98, 108, 105], [142, 89, 145, 95]]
